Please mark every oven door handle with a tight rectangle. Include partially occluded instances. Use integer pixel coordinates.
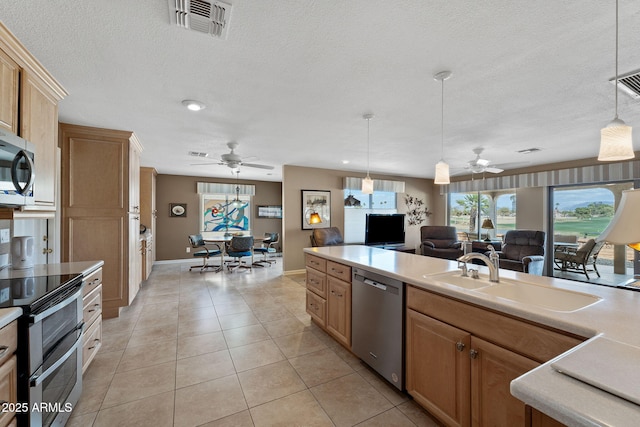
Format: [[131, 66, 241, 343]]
[[30, 324, 84, 388], [29, 285, 82, 324]]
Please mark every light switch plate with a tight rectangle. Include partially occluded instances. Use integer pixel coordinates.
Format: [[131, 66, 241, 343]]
[[0, 229, 9, 244]]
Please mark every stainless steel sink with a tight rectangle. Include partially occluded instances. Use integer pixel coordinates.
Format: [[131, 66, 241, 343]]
[[424, 271, 497, 290], [476, 282, 602, 312]]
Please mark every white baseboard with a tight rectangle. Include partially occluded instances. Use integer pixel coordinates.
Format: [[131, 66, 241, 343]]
[[284, 269, 306, 275]]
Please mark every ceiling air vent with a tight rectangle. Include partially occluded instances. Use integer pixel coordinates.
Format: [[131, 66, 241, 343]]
[[169, 0, 232, 39], [609, 69, 640, 100], [188, 151, 209, 158]]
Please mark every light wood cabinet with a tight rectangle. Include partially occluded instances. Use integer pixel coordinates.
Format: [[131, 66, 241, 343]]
[[406, 285, 584, 427], [0, 48, 19, 134], [305, 253, 352, 347], [60, 123, 143, 318], [140, 167, 157, 278], [82, 268, 103, 374], [0, 22, 67, 215], [0, 321, 17, 427]]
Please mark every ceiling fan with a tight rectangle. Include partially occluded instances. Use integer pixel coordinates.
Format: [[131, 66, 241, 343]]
[[193, 141, 274, 170], [452, 147, 527, 176]]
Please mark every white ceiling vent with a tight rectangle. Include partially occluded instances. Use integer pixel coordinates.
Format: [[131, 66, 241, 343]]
[[188, 151, 209, 158], [610, 69, 640, 100], [169, 0, 232, 39]]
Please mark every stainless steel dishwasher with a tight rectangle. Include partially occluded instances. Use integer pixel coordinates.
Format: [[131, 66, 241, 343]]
[[351, 267, 404, 390]]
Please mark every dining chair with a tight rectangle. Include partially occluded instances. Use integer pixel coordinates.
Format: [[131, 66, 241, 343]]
[[225, 236, 254, 272], [188, 234, 224, 273], [253, 232, 279, 266]]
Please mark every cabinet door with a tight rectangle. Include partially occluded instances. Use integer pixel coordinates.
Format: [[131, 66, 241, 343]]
[[529, 408, 566, 427], [0, 48, 19, 133], [406, 309, 471, 427], [21, 71, 58, 208], [470, 336, 539, 427], [326, 277, 351, 347]]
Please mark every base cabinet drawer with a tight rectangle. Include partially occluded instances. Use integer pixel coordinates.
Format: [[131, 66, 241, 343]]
[[0, 355, 17, 427], [306, 268, 327, 298], [83, 285, 102, 326], [82, 319, 102, 374], [83, 267, 103, 297], [306, 290, 326, 327]]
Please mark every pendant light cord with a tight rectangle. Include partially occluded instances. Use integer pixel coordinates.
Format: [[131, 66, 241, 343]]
[[441, 78, 445, 159], [366, 117, 371, 176], [614, 0, 619, 119]]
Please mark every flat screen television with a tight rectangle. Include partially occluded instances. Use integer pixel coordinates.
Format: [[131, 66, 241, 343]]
[[365, 213, 406, 246]]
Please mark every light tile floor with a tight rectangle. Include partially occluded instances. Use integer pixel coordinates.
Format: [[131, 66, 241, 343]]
[[68, 262, 442, 427]]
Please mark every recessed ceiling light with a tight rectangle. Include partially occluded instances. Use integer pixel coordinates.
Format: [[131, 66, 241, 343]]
[[342, 160, 350, 164], [181, 100, 206, 111]]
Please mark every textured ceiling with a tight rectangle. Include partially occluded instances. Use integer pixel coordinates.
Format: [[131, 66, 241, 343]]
[[1, 0, 639, 182]]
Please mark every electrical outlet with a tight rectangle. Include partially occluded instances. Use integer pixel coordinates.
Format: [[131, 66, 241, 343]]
[[0, 229, 9, 244], [186, 246, 191, 253]]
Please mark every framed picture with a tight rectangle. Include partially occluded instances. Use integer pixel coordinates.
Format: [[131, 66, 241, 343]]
[[170, 203, 187, 217], [302, 190, 330, 229], [201, 194, 251, 233], [257, 205, 283, 218]]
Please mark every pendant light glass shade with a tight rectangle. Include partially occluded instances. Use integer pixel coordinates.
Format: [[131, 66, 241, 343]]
[[434, 160, 450, 185], [361, 175, 374, 194], [597, 188, 640, 251], [599, 118, 634, 161], [599, 0, 634, 162], [362, 113, 374, 194]]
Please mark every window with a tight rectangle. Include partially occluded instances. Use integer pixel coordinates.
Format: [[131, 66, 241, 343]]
[[448, 190, 515, 241], [344, 190, 397, 243]]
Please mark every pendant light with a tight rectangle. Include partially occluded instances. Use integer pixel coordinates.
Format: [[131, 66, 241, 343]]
[[598, 0, 634, 161], [434, 71, 452, 185], [231, 170, 242, 206], [362, 113, 374, 194]]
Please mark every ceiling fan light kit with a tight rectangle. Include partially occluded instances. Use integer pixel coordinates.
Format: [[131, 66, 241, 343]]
[[599, 0, 634, 162], [433, 71, 452, 185]]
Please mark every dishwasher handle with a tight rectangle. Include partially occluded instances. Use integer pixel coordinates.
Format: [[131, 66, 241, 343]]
[[362, 278, 387, 291]]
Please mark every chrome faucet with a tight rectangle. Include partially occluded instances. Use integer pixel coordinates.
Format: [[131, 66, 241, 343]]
[[457, 245, 500, 283]]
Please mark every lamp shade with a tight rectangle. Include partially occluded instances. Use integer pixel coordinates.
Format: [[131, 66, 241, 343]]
[[598, 119, 634, 161], [434, 160, 450, 185], [597, 188, 640, 251], [309, 212, 322, 224], [481, 218, 495, 230], [361, 175, 374, 194]]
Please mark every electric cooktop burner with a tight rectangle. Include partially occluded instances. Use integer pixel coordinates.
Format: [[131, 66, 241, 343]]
[[0, 274, 83, 312]]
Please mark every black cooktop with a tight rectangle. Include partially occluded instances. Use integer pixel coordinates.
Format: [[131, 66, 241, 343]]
[[0, 274, 83, 312]]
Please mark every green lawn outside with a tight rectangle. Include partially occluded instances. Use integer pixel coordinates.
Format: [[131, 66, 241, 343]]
[[452, 216, 613, 238]]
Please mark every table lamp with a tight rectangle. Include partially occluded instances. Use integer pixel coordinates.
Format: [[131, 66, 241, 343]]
[[481, 218, 495, 242], [597, 188, 640, 288]]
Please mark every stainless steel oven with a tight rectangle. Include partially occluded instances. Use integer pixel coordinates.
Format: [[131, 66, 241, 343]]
[[0, 274, 83, 426]]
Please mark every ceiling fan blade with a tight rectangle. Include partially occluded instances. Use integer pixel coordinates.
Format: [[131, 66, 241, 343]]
[[484, 167, 504, 174], [491, 161, 530, 170], [190, 161, 225, 166], [242, 163, 274, 170]]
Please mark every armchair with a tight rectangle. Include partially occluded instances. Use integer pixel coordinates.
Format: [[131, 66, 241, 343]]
[[310, 227, 344, 247], [494, 230, 545, 275], [420, 226, 463, 260], [554, 239, 605, 279]]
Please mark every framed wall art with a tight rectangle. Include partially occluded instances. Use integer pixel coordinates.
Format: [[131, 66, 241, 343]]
[[302, 190, 330, 229], [170, 203, 187, 217]]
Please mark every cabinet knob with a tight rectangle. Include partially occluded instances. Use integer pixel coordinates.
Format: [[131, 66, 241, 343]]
[[456, 342, 465, 352], [470, 349, 479, 359]]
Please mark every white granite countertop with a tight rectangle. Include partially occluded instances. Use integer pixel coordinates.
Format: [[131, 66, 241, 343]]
[[0, 261, 104, 280], [0, 307, 22, 329], [304, 245, 640, 426]]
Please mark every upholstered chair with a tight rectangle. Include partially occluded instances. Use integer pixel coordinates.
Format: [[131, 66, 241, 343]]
[[310, 227, 344, 247], [494, 230, 546, 275], [420, 226, 463, 260]]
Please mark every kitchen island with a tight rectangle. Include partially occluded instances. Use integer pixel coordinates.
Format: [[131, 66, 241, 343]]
[[304, 245, 640, 427]]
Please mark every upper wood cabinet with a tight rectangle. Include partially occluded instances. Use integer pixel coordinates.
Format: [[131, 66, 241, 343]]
[[0, 48, 19, 133], [0, 22, 67, 214]]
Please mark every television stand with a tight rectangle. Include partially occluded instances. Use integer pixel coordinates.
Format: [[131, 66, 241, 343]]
[[371, 244, 416, 254]]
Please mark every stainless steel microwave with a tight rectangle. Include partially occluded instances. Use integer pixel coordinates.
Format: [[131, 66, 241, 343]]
[[0, 129, 35, 206]]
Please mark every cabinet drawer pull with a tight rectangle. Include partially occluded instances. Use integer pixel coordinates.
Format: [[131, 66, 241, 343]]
[[0, 346, 8, 358], [88, 338, 101, 350], [470, 349, 479, 359], [87, 303, 101, 313], [456, 342, 465, 352]]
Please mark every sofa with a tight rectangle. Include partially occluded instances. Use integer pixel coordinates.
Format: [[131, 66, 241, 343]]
[[494, 230, 545, 275], [420, 226, 464, 260]]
